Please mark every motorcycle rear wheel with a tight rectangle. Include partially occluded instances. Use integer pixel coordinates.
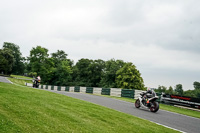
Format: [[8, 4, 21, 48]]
[[150, 101, 159, 112], [135, 99, 140, 108]]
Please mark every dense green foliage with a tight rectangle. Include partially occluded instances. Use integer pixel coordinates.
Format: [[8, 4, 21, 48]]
[[25, 46, 145, 89], [99, 59, 125, 88], [116, 63, 145, 90], [0, 82, 178, 133], [0, 48, 14, 75], [2, 42, 25, 75]]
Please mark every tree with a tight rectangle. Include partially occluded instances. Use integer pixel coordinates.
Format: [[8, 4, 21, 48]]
[[48, 50, 73, 86], [3, 42, 25, 75], [100, 59, 125, 88], [87, 59, 105, 87], [28, 46, 49, 75], [0, 48, 14, 75], [51, 60, 72, 86], [184, 90, 196, 97], [72, 58, 93, 86], [51, 50, 73, 67], [168, 86, 174, 94], [193, 81, 200, 90], [174, 84, 183, 96], [155, 86, 167, 93], [116, 62, 144, 90]]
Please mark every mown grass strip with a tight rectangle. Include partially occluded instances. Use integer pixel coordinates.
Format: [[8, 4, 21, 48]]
[[0, 82, 178, 133], [10, 75, 33, 79], [8, 78, 32, 86]]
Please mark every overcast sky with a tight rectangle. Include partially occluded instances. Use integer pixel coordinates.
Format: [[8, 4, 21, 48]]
[[0, 0, 199, 90]]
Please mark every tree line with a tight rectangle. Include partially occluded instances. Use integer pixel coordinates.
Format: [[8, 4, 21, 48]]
[[0, 42, 199, 98], [0, 42, 144, 90]]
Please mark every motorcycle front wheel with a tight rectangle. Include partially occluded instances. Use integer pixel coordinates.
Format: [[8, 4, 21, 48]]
[[150, 101, 159, 112], [135, 99, 140, 108]]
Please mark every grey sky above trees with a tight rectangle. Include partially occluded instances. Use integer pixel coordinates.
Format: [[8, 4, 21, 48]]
[[0, 0, 199, 90]]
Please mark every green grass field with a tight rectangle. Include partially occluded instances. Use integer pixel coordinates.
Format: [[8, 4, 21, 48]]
[[0, 82, 179, 133]]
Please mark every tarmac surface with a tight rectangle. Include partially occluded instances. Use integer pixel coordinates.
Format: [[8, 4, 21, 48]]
[[0, 76, 12, 84]]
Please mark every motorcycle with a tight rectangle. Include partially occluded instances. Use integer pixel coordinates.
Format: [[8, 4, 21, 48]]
[[135, 91, 159, 112], [32, 78, 40, 88]]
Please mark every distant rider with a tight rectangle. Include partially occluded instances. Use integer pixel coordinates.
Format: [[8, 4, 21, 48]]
[[33, 76, 41, 88]]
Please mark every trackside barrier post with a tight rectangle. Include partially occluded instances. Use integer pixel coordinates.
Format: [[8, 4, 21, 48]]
[[48, 85, 51, 90], [86, 87, 93, 94], [65, 86, 69, 91], [101, 88, 110, 95], [51, 85, 54, 90], [61, 86, 65, 91], [54, 86, 58, 91], [57, 86, 61, 91], [69, 87, 74, 92], [26, 83, 33, 87], [134, 90, 144, 99], [121, 89, 135, 98], [80, 87, 86, 93], [74, 86, 80, 92], [93, 88, 102, 95], [110, 88, 121, 97]]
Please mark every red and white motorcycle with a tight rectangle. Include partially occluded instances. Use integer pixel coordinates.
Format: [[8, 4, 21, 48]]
[[135, 91, 159, 112]]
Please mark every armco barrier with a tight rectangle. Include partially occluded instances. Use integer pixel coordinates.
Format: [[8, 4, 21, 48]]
[[61, 86, 65, 91], [26, 82, 145, 100], [48, 85, 51, 90], [121, 89, 134, 98], [69, 87, 74, 92], [80, 87, 86, 93], [110, 88, 121, 97], [74, 86, 80, 92], [93, 88, 102, 95], [65, 86, 69, 91], [54, 86, 58, 91], [134, 90, 144, 99], [51, 85, 54, 90], [101, 88, 110, 95], [57, 86, 61, 91], [86, 87, 93, 93], [26, 83, 33, 87]]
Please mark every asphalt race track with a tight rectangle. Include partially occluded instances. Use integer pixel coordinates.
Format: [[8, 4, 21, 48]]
[[0, 76, 12, 84], [47, 90, 200, 133]]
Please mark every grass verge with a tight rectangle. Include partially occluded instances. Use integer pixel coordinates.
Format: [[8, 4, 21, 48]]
[[0, 82, 179, 133], [8, 78, 32, 86], [10, 75, 32, 79]]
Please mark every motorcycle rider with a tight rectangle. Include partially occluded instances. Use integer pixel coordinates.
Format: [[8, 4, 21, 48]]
[[33, 76, 41, 88], [143, 88, 156, 105]]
